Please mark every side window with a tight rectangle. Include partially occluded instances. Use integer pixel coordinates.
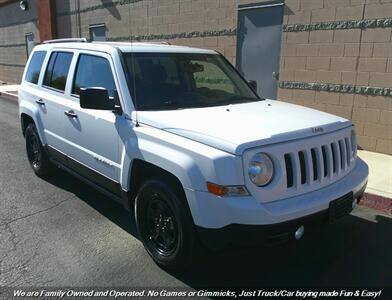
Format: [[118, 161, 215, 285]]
[[25, 51, 46, 84], [72, 54, 116, 98], [43, 51, 73, 92]]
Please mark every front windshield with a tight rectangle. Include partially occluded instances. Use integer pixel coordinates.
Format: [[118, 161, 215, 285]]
[[122, 52, 260, 111]]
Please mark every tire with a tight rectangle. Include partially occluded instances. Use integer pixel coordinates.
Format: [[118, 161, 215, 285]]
[[25, 123, 51, 177], [135, 179, 196, 270]]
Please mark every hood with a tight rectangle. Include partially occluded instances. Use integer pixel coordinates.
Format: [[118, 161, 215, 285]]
[[136, 100, 352, 155]]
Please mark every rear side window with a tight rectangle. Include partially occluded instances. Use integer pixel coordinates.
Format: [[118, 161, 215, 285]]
[[72, 54, 116, 97], [43, 51, 73, 92], [25, 51, 46, 84]]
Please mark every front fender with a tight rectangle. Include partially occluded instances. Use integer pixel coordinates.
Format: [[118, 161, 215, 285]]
[[118, 124, 244, 192]]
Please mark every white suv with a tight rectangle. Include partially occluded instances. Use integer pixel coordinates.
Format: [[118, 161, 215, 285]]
[[19, 39, 368, 269]]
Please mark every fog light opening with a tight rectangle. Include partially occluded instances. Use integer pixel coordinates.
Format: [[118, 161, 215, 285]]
[[294, 225, 305, 240]]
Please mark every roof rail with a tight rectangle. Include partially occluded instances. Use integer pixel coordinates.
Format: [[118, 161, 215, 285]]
[[43, 38, 88, 44]]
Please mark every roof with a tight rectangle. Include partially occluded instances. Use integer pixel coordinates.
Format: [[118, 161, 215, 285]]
[[34, 40, 217, 55]]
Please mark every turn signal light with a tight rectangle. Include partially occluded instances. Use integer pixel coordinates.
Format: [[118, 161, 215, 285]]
[[206, 182, 249, 197]]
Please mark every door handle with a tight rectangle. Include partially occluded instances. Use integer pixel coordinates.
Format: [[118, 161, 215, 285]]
[[64, 110, 78, 118], [35, 99, 45, 105], [272, 71, 279, 80]]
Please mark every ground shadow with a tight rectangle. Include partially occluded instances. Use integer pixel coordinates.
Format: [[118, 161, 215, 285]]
[[44, 167, 138, 239], [43, 169, 391, 288], [174, 212, 391, 288]]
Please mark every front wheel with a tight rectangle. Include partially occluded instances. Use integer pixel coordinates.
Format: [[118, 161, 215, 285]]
[[25, 123, 51, 177], [135, 179, 196, 270]]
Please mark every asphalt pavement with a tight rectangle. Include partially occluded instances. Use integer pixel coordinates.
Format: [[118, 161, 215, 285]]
[[0, 97, 391, 289]]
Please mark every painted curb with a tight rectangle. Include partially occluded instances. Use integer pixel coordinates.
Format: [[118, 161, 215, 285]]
[[0, 91, 18, 102], [359, 193, 392, 215]]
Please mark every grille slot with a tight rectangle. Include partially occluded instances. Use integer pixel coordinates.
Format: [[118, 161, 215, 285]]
[[345, 137, 351, 167], [298, 151, 307, 184], [311, 148, 318, 181], [331, 143, 337, 174], [284, 154, 294, 188], [321, 145, 328, 177], [339, 140, 346, 170]]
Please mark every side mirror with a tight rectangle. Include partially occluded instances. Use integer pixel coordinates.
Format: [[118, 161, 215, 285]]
[[248, 80, 258, 92], [80, 87, 114, 110]]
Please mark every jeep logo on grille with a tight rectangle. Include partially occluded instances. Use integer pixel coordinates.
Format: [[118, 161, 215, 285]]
[[312, 127, 324, 133]]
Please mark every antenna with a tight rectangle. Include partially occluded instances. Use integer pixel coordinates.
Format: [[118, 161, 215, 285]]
[[128, 3, 139, 127]]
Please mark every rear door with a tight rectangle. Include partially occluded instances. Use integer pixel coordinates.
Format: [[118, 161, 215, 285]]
[[62, 51, 121, 193], [36, 50, 74, 155]]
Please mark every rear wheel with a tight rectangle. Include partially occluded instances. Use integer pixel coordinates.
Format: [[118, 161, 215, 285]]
[[25, 123, 51, 177], [135, 179, 196, 270]]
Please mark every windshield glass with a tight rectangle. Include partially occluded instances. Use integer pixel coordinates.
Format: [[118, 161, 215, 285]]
[[122, 52, 260, 110]]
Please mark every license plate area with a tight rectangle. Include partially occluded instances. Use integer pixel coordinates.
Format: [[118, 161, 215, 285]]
[[329, 192, 354, 221]]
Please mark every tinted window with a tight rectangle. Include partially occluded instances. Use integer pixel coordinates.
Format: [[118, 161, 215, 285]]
[[25, 51, 46, 84], [43, 52, 73, 91], [123, 53, 259, 110], [73, 54, 116, 97]]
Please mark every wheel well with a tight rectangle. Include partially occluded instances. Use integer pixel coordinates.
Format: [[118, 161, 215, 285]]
[[21, 113, 35, 136], [130, 159, 185, 195], [129, 159, 196, 226]]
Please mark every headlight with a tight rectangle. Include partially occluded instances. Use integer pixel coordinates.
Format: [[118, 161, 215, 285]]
[[248, 153, 274, 186], [351, 129, 357, 158]]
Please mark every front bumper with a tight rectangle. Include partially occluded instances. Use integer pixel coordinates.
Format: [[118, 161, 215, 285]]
[[185, 157, 368, 245], [196, 186, 366, 250]]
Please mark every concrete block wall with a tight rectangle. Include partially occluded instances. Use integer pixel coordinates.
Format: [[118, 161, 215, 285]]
[[278, 0, 392, 155], [55, 0, 265, 65], [0, 0, 39, 83], [1, 0, 391, 155]]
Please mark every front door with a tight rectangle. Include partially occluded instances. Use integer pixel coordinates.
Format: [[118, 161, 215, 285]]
[[63, 51, 122, 194], [236, 1, 284, 99]]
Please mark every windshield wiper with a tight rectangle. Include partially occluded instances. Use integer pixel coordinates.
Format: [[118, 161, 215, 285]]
[[138, 99, 181, 110], [200, 96, 262, 107], [226, 95, 262, 102]]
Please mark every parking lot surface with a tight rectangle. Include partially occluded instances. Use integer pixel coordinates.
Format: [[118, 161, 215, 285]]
[[0, 98, 390, 289]]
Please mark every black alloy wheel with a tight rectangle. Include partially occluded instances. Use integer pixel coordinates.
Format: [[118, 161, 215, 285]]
[[25, 123, 51, 177], [135, 179, 197, 270]]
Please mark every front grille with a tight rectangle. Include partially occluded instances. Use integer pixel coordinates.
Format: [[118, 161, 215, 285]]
[[243, 126, 356, 203], [284, 137, 353, 189]]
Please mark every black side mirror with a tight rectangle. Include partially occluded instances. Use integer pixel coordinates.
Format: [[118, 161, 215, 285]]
[[80, 87, 114, 110], [248, 80, 258, 92]]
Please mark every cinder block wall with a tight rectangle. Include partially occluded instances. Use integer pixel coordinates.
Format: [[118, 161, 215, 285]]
[[278, 0, 392, 155], [56, 0, 251, 65], [0, 0, 39, 83], [1, 0, 391, 154]]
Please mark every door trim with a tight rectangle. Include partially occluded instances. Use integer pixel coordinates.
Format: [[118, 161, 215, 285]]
[[47, 145, 123, 197]]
